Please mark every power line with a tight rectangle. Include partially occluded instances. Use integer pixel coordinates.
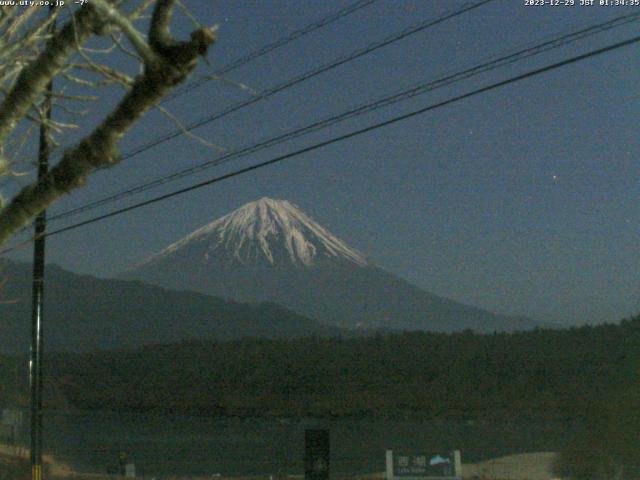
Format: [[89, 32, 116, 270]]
[[47, 0, 379, 155], [47, 11, 640, 223], [164, 0, 380, 102], [1, 32, 635, 255], [45, 0, 493, 220], [118, 0, 494, 161], [41, 0, 494, 222]]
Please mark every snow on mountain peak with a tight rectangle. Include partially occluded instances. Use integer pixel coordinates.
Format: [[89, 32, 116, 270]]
[[147, 198, 367, 268]]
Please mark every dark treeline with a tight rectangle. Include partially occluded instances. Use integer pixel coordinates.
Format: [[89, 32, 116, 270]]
[[1, 318, 639, 478], [1, 318, 636, 420]]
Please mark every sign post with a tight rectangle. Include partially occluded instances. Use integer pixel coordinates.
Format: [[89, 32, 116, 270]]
[[385, 450, 462, 480], [305, 429, 330, 480]]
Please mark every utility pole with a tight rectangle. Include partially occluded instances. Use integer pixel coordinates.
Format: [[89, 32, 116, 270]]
[[30, 7, 55, 480]]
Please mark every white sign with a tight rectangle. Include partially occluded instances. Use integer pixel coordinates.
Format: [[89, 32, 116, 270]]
[[386, 450, 462, 480]]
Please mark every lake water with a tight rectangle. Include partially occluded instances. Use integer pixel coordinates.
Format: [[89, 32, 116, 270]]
[[24, 411, 577, 476]]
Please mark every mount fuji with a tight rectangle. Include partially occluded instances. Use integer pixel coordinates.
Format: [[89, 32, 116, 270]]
[[123, 198, 539, 333]]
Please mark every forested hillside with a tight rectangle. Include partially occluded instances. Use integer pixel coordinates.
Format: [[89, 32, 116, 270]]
[[2, 319, 638, 478], [3, 318, 635, 419]]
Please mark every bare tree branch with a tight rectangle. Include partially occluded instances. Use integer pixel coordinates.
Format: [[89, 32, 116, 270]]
[[0, 6, 104, 145], [0, 3, 216, 245], [91, 0, 159, 66], [149, 0, 175, 50], [128, 0, 157, 21], [155, 104, 225, 152]]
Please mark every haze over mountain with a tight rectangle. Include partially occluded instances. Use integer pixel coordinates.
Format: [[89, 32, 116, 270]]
[[124, 198, 540, 332], [0, 259, 341, 354]]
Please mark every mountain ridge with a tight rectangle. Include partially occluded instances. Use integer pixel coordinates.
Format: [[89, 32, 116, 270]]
[[124, 198, 542, 333], [0, 259, 345, 354], [132, 197, 367, 270]]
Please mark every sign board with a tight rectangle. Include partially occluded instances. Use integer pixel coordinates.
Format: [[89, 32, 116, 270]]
[[386, 450, 461, 480], [125, 463, 136, 478], [304, 429, 330, 480]]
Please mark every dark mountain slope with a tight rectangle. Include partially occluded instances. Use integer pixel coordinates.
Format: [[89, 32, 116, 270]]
[[124, 197, 540, 333], [0, 259, 341, 353]]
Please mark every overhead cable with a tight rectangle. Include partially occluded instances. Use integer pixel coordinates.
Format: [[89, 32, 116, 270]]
[[119, 0, 494, 161], [1, 31, 635, 256], [164, 0, 380, 102], [47, 11, 640, 223]]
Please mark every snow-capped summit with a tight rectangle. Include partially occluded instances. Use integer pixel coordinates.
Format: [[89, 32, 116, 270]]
[[124, 198, 542, 334], [139, 197, 367, 269]]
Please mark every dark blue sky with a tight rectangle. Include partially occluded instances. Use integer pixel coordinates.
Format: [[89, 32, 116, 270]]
[[5, 0, 640, 326]]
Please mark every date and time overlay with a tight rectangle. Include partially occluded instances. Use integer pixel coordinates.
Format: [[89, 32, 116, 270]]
[[2, 0, 640, 9], [526, 0, 640, 6]]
